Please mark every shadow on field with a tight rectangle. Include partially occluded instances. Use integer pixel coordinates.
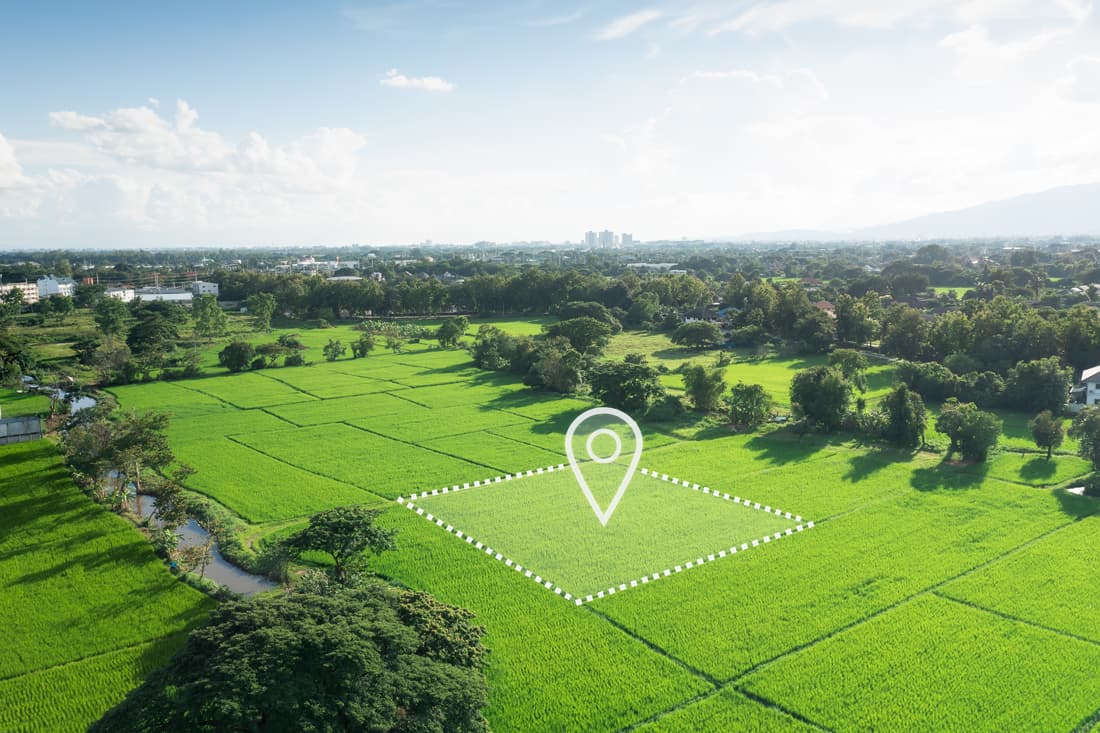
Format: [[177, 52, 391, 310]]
[[864, 369, 895, 395], [844, 451, 895, 482], [744, 431, 830, 465], [1055, 489, 1099, 519], [1018, 456, 1057, 482], [910, 460, 989, 491]]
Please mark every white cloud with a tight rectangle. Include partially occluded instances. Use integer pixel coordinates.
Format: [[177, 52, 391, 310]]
[[0, 133, 26, 188], [524, 10, 584, 27], [379, 68, 455, 92], [595, 9, 663, 40], [1060, 55, 1100, 101]]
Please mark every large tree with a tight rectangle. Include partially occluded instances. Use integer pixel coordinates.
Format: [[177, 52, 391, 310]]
[[543, 317, 613, 355], [880, 384, 926, 448], [725, 382, 773, 429], [682, 365, 727, 413], [1070, 407, 1100, 469], [192, 293, 228, 340], [218, 340, 256, 372], [436, 316, 470, 349], [935, 398, 1001, 462], [246, 292, 277, 332], [790, 366, 852, 432], [1029, 410, 1064, 460], [1005, 357, 1072, 414], [288, 506, 397, 582], [93, 297, 130, 340], [90, 584, 489, 733], [588, 354, 665, 413], [671, 321, 722, 349]]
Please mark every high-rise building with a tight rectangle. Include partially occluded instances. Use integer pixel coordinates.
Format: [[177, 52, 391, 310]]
[[599, 230, 614, 249], [584, 231, 598, 248], [621, 233, 633, 247]]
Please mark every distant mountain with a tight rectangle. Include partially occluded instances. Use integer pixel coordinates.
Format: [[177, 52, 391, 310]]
[[855, 183, 1100, 240], [708, 183, 1100, 242]]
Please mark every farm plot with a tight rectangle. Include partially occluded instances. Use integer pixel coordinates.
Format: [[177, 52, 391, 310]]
[[233, 423, 487, 497], [399, 378, 530, 408], [254, 367, 403, 399], [371, 507, 711, 733], [107, 381, 224, 418], [408, 462, 807, 601], [349, 403, 532, 443], [938, 513, 1100, 642], [423, 432, 563, 474], [0, 441, 211, 731], [739, 595, 1100, 732], [175, 372, 318, 409], [172, 436, 384, 522], [0, 635, 184, 733], [264, 391, 427, 426], [596, 481, 1094, 680]]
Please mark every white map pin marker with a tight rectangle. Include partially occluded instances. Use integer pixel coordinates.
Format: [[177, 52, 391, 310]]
[[565, 407, 643, 527]]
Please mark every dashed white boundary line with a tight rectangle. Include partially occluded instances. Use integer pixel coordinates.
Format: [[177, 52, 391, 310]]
[[396, 463, 814, 606]]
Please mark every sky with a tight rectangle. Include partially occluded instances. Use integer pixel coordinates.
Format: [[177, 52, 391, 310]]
[[1, 0, 1099, 248]]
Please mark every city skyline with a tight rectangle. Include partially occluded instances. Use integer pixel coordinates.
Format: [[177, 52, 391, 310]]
[[1, 1, 1099, 248]]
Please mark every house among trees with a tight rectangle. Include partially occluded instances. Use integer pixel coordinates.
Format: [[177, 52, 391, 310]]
[[1069, 365, 1100, 412]]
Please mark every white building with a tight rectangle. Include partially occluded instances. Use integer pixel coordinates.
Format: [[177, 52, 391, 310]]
[[0, 281, 39, 305], [190, 281, 219, 296], [134, 287, 193, 303], [584, 231, 598, 248], [36, 275, 76, 298], [598, 230, 614, 249], [106, 288, 135, 303], [621, 233, 633, 247], [1069, 365, 1100, 412]]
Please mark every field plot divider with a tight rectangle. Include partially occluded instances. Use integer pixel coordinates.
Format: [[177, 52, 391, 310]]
[[398, 464, 815, 606]]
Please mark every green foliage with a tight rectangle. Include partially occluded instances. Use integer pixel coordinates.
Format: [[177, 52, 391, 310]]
[[682, 364, 727, 412], [588, 354, 665, 412], [245, 291, 277, 332], [288, 506, 397, 581], [435, 315, 470, 349], [1070, 407, 1100, 469], [322, 338, 347, 362], [351, 332, 375, 358], [93, 297, 130, 339], [191, 293, 228, 339], [725, 382, 773, 429], [828, 348, 868, 391], [1029, 410, 1064, 459], [879, 384, 926, 448], [217, 339, 255, 372], [91, 584, 489, 733], [386, 334, 405, 354], [670, 320, 722, 349], [543, 316, 613, 355], [935, 398, 1002, 461], [525, 336, 587, 394], [790, 366, 852, 432], [1005, 357, 1072, 414], [559, 301, 622, 333]]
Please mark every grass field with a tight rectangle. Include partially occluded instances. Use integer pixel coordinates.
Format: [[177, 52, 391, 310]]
[[71, 321, 1100, 731], [0, 441, 211, 732]]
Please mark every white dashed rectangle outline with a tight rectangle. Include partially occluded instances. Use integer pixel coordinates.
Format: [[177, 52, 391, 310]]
[[396, 463, 814, 606]]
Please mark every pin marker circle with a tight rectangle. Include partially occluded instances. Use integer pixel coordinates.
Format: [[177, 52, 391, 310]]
[[585, 429, 622, 464], [565, 407, 644, 526]]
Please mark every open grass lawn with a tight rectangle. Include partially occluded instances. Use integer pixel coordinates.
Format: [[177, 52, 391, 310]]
[[0, 441, 211, 732]]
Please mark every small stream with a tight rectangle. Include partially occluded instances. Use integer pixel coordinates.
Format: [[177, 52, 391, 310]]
[[136, 495, 276, 595]]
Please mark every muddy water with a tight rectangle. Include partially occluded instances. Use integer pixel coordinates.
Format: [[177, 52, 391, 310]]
[[136, 495, 276, 595]]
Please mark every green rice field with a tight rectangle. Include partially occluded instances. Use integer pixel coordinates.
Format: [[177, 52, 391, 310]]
[[8, 319, 1100, 732], [0, 441, 212, 732]]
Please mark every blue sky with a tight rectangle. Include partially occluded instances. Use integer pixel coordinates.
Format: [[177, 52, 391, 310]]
[[1, 0, 1099, 247]]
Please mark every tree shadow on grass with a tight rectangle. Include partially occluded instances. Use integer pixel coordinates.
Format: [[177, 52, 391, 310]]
[[844, 451, 898, 482], [1017, 455, 1058, 482], [910, 459, 990, 491], [1055, 488, 1100, 520], [744, 430, 832, 465]]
